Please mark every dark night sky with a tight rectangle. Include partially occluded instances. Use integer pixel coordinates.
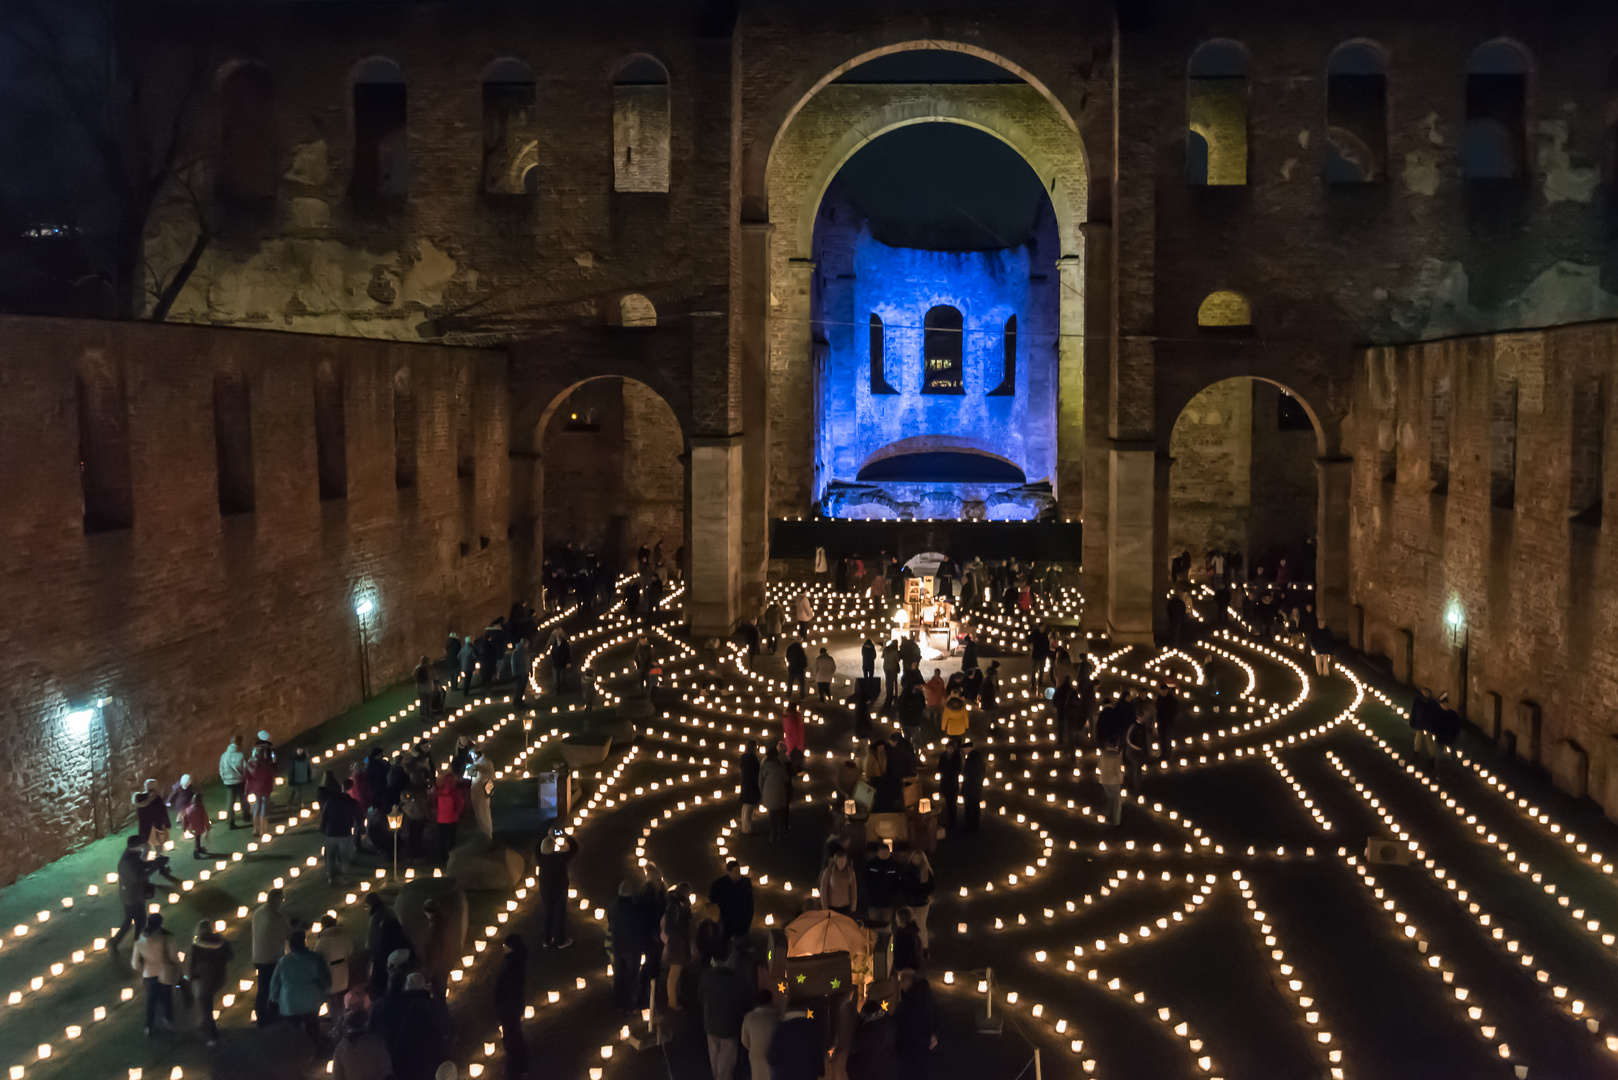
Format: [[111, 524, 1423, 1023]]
[[829, 50, 1050, 251]]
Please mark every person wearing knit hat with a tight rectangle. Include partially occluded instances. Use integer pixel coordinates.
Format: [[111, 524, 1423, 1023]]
[[167, 773, 214, 860]]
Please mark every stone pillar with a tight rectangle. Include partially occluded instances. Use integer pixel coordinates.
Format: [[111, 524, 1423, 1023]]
[[1055, 251, 1087, 513], [739, 221, 774, 616], [688, 434, 744, 639], [1316, 456, 1353, 633], [1152, 454, 1173, 640], [1079, 224, 1112, 633], [1107, 445, 1156, 643]]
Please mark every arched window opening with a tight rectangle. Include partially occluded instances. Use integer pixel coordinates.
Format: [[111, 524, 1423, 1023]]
[[213, 369, 255, 516], [1324, 42, 1386, 183], [454, 368, 475, 479], [1187, 42, 1249, 185], [1465, 41, 1530, 181], [218, 61, 277, 201], [482, 58, 537, 195], [1570, 378, 1605, 524], [989, 315, 1016, 396], [869, 314, 896, 394], [393, 368, 416, 489], [314, 360, 346, 501], [76, 349, 133, 533], [1198, 291, 1251, 327], [352, 58, 408, 198], [613, 55, 670, 193], [922, 305, 964, 394], [619, 293, 657, 327]]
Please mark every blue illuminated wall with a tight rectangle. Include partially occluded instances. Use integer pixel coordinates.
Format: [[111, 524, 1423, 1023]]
[[811, 191, 1059, 519]]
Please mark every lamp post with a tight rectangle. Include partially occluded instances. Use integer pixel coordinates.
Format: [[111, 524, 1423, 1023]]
[[355, 597, 376, 701], [386, 810, 403, 880]]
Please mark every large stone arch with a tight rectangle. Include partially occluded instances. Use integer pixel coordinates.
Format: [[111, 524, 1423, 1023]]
[[1154, 372, 1354, 636], [739, 46, 1098, 615], [507, 328, 694, 606]]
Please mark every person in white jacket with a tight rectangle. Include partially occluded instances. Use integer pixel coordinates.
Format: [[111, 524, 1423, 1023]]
[[218, 735, 248, 829], [811, 648, 837, 702], [130, 913, 182, 1035], [793, 591, 814, 635]]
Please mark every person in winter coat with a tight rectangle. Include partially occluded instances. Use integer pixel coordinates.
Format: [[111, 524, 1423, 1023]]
[[608, 881, 651, 1014], [860, 638, 877, 680], [468, 752, 496, 839], [758, 746, 789, 842], [315, 909, 353, 1012], [458, 636, 478, 694], [548, 632, 572, 694], [1155, 683, 1180, 752], [661, 889, 693, 1010], [793, 591, 814, 635], [894, 971, 939, 1080], [634, 635, 655, 690], [700, 953, 753, 1079], [862, 844, 903, 926], [537, 830, 578, 948], [708, 861, 755, 942], [131, 913, 182, 1035], [245, 746, 278, 834], [818, 849, 857, 916], [1099, 733, 1125, 826], [319, 774, 359, 884], [900, 851, 935, 948], [219, 735, 249, 828], [922, 670, 947, 727], [399, 769, 430, 859], [365, 895, 412, 998], [185, 919, 232, 1046], [848, 997, 898, 1080], [111, 836, 160, 948], [768, 1006, 827, 1080], [780, 706, 805, 760], [494, 935, 529, 1078], [387, 973, 451, 1080], [891, 908, 925, 974], [762, 602, 784, 654], [434, 768, 467, 864], [740, 991, 779, 1080], [269, 929, 332, 1043], [737, 742, 761, 834], [420, 899, 457, 1002], [881, 639, 902, 706], [784, 639, 809, 700], [961, 744, 986, 834], [936, 742, 962, 833], [978, 661, 1001, 715], [939, 693, 969, 739], [132, 779, 171, 851], [252, 888, 291, 1026], [810, 648, 837, 702], [167, 775, 214, 860]]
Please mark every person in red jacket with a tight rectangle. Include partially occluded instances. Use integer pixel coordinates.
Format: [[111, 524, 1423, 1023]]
[[780, 703, 805, 760], [244, 747, 278, 835], [435, 769, 468, 865]]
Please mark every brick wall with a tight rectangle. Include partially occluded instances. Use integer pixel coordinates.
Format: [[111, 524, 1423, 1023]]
[[0, 315, 509, 884], [1348, 323, 1617, 815]]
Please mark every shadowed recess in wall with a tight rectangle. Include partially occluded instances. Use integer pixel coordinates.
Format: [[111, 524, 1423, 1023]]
[[856, 449, 1026, 483]]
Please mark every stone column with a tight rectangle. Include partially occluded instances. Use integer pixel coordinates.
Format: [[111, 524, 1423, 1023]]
[[1055, 251, 1087, 513], [688, 434, 744, 639], [1079, 225, 1112, 633], [1107, 445, 1156, 643], [1316, 456, 1353, 632], [1153, 454, 1173, 640], [739, 220, 774, 616]]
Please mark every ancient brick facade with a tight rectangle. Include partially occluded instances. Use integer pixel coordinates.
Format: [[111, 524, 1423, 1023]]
[[1348, 322, 1617, 816], [0, 315, 509, 884]]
